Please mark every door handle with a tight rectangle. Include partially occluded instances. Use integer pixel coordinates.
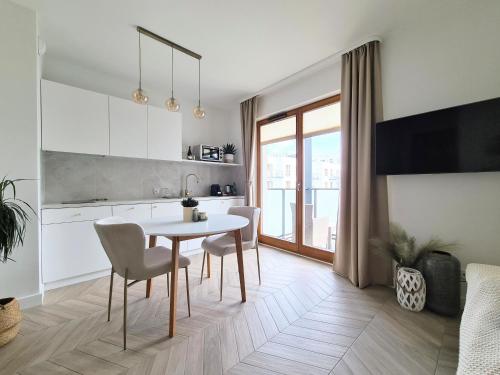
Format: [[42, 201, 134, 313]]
[[297, 183, 301, 192]]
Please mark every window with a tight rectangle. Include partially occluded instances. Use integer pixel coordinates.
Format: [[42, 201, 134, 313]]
[[258, 95, 340, 263]]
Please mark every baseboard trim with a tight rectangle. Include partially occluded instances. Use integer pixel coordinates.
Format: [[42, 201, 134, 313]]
[[19, 292, 44, 309], [42, 251, 203, 293], [44, 269, 111, 291]]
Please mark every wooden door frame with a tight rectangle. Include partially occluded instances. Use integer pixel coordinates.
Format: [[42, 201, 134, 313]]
[[257, 95, 340, 263]]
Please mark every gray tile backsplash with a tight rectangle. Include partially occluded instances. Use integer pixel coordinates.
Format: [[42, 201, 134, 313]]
[[42, 151, 246, 203]]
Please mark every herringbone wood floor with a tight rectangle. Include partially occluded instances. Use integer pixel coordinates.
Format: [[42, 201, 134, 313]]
[[0, 246, 459, 375]]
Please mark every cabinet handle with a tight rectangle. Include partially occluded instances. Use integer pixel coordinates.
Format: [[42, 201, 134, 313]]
[[152, 206, 157, 209], [72, 213, 82, 217], [126, 207, 135, 211]]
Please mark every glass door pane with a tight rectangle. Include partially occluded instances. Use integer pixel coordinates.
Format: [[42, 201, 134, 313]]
[[302, 102, 341, 253], [260, 116, 297, 244]]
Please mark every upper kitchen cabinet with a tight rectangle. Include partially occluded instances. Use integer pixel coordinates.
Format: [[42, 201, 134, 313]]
[[41, 80, 109, 155], [109, 96, 147, 158], [147, 105, 182, 161]]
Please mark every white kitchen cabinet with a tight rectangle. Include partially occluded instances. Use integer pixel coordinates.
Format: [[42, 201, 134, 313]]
[[151, 201, 182, 218], [197, 199, 218, 214], [41, 80, 109, 155], [147, 106, 182, 161], [111, 204, 151, 221], [109, 96, 147, 158], [42, 205, 111, 224], [151, 202, 188, 252], [42, 206, 113, 286], [231, 198, 245, 207]]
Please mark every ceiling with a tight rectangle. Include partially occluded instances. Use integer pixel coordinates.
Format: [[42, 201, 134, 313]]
[[15, 0, 448, 106]]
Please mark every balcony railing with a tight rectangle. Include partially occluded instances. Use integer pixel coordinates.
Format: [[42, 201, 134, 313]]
[[263, 187, 339, 251]]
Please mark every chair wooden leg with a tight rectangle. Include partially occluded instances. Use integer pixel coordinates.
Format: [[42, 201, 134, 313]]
[[256, 241, 261, 285], [107, 267, 114, 322], [220, 256, 224, 302], [185, 267, 191, 317], [123, 269, 128, 350], [207, 253, 211, 278], [200, 250, 206, 284], [146, 279, 152, 298], [167, 272, 170, 297]]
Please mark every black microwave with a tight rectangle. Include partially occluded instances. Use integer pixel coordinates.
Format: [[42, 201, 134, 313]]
[[193, 144, 223, 162]]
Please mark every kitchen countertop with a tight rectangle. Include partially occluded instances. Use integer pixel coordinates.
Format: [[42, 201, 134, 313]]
[[42, 195, 245, 209]]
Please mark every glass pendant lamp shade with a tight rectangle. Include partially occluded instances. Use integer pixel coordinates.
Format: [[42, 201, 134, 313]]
[[193, 104, 206, 119], [132, 88, 149, 104], [132, 32, 149, 105], [165, 47, 180, 112], [165, 97, 180, 112], [193, 59, 205, 119]]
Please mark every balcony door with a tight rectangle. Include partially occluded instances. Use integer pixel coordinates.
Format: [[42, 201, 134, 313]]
[[257, 95, 340, 262]]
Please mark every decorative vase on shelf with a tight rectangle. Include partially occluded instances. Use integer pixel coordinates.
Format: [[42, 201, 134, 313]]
[[396, 267, 426, 312], [223, 154, 234, 163], [183, 207, 193, 222], [415, 251, 461, 316]]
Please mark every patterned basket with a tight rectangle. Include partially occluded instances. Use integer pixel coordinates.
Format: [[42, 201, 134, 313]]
[[396, 267, 426, 312], [0, 298, 22, 347]]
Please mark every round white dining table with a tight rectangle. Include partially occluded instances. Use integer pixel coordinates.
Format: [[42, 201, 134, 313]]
[[138, 214, 249, 337]]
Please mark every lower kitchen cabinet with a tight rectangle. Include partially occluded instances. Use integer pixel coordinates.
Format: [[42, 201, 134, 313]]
[[112, 204, 151, 221], [41, 197, 245, 289], [41, 206, 113, 288]]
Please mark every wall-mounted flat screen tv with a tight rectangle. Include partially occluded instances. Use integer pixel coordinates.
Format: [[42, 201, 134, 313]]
[[376, 97, 500, 175]]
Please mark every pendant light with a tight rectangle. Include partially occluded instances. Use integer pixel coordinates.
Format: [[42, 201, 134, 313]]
[[193, 59, 206, 119], [132, 31, 149, 104], [165, 47, 180, 112]]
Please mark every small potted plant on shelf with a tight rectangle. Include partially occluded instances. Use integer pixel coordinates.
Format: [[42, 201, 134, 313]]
[[222, 143, 237, 163], [181, 197, 199, 222], [370, 223, 453, 313], [0, 177, 35, 347]]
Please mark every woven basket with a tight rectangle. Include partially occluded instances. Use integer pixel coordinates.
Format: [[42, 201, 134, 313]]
[[0, 297, 22, 347]]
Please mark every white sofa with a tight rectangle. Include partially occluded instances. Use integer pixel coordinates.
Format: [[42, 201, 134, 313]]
[[458, 263, 500, 374]]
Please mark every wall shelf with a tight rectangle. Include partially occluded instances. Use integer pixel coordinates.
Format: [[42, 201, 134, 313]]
[[181, 159, 242, 167]]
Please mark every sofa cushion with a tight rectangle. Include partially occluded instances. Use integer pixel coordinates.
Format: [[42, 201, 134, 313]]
[[458, 263, 500, 374]]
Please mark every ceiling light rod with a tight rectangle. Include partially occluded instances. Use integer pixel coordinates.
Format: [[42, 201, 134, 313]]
[[136, 26, 201, 60]]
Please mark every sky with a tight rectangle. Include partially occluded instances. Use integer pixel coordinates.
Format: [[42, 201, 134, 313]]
[[264, 131, 341, 160]]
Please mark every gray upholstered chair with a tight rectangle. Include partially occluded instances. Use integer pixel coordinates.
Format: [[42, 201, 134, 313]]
[[94, 217, 191, 350], [200, 206, 261, 301]]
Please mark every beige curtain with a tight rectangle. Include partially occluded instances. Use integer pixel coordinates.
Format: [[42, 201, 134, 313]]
[[334, 41, 391, 288], [240, 96, 258, 206]]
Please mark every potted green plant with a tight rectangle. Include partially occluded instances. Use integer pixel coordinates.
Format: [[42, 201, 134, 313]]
[[222, 143, 237, 163], [370, 223, 453, 312], [181, 197, 199, 222], [0, 177, 35, 347]]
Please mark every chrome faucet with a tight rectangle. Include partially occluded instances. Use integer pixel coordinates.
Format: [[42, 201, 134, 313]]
[[184, 173, 199, 197]]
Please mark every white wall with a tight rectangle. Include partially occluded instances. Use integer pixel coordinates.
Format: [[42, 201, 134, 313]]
[[257, 61, 341, 120], [0, 1, 42, 307], [250, 1, 500, 269], [42, 56, 239, 154], [382, 1, 500, 268]]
